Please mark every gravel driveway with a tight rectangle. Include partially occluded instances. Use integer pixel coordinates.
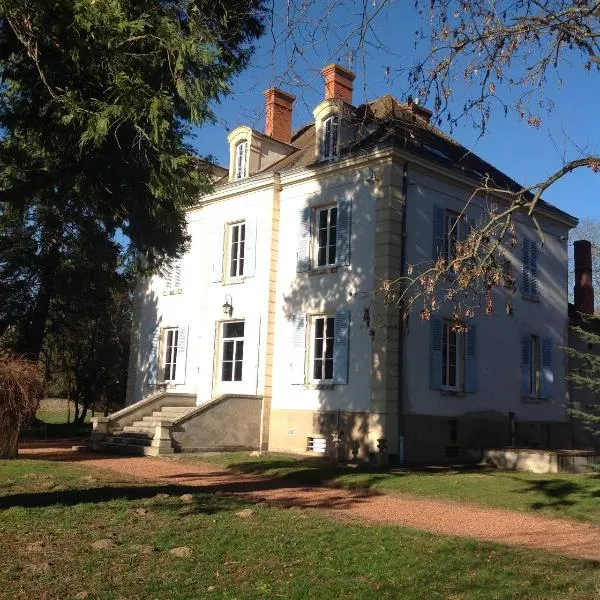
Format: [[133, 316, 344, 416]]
[[18, 442, 600, 562]]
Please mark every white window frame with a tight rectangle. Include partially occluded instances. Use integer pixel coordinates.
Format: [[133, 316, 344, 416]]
[[322, 115, 339, 159], [442, 320, 465, 391], [227, 221, 246, 279], [528, 334, 541, 398], [313, 205, 338, 268], [220, 320, 245, 382], [234, 141, 248, 180], [163, 327, 179, 382], [444, 210, 465, 268], [309, 315, 335, 384]]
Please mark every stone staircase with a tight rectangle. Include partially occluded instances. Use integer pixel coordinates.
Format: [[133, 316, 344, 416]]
[[89, 393, 197, 456]]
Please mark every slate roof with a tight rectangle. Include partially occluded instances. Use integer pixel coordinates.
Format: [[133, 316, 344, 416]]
[[214, 94, 576, 225]]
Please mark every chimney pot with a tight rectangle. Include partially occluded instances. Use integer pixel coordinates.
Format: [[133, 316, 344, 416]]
[[263, 88, 295, 143], [321, 64, 355, 104], [574, 239, 595, 315]]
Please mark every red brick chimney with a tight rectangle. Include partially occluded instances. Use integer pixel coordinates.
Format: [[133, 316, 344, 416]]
[[574, 240, 595, 315], [322, 64, 355, 105], [263, 88, 295, 143]]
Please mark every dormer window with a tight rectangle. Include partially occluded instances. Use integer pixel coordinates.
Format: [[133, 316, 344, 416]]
[[322, 116, 339, 159], [234, 141, 248, 180]]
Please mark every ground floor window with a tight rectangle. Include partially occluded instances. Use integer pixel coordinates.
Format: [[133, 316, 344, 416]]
[[442, 320, 464, 390], [221, 321, 245, 382], [164, 328, 179, 381], [310, 315, 335, 382], [528, 334, 541, 397]]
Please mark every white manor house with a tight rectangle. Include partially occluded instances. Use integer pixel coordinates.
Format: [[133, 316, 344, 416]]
[[91, 64, 578, 463]]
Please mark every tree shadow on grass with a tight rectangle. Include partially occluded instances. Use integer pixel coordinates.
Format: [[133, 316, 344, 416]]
[[512, 477, 600, 512]]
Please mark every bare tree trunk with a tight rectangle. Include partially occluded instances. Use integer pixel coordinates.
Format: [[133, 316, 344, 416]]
[[0, 427, 19, 459]]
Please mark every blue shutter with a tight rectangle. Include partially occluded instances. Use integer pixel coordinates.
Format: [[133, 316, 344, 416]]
[[212, 224, 224, 283], [465, 324, 477, 393], [244, 217, 257, 278], [522, 239, 531, 295], [146, 328, 160, 390], [521, 334, 531, 396], [333, 310, 350, 384], [336, 197, 352, 266], [432, 205, 445, 261], [429, 317, 443, 389], [296, 207, 311, 272], [541, 337, 553, 399], [174, 325, 188, 385], [291, 315, 306, 384], [530, 241, 538, 296]]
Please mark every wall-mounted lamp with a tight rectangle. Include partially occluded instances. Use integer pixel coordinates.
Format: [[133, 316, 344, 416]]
[[366, 167, 381, 185], [222, 294, 233, 317]]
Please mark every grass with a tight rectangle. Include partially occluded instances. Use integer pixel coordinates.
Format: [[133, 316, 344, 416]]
[[1, 459, 599, 600], [190, 452, 600, 525]]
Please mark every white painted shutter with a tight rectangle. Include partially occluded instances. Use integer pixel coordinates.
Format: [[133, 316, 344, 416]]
[[429, 317, 443, 389], [212, 224, 225, 283], [333, 310, 350, 384], [465, 324, 477, 393], [174, 325, 188, 384], [541, 337, 553, 399], [521, 334, 531, 396], [336, 198, 352, 266], [432, 205, 445, 261], [244, 216, 257, 278], [146, 328, 160, 389], [290, 314, 306, 384], [296, 207, 311, 273], [173, 259, 182, 289]]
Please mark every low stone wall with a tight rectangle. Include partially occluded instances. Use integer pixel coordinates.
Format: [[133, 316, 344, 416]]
[[171, 395, 262, 452], [484, 448, 600, 474]]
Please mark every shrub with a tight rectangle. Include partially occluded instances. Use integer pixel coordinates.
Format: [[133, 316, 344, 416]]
[[0, 356, 44, 458]]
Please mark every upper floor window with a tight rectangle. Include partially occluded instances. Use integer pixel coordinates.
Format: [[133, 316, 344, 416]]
[[522, 237, 538, 297], [443, 210, 465, 268], [164, 258, 182, 292], [228, 222, 246, 278], [314, 206, 337, 267], [234, 141, 248, 180], [322, 116, 339, 159]]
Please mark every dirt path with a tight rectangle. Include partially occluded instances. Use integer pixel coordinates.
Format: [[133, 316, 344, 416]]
[[18, 443, 600, 562]]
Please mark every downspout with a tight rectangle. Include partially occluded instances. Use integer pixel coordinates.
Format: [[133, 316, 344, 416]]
[[397, 162, 409, 465]]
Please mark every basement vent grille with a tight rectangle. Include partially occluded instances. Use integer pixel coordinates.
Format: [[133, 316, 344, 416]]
[[444, 445, 460, 459], [307, 437, 327, 454]]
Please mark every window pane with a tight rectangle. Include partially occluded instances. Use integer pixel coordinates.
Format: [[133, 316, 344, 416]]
[[319, 210, 328, 229], [232, 227, 239, 244], [239, 257, 244, 276], [324, 359, 333, 380], [317, 247, 326, 266], [318, 225, 328, 247], [315, 318, 324, 339], [313, 359, 323, 380], [223, 340, 234, 361], [330, 208, 337, 227], [224, 322, 244, 338], [234, 361, 243, 381], [235, 340, 244, 362], [315, 338, 323, 359], [222, 361, 233, 381]]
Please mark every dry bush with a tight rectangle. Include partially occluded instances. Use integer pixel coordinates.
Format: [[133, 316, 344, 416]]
[[0, 356, 44, 458]]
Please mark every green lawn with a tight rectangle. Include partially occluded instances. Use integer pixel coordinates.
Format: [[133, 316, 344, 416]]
[[190, 452, 600, 525], [0, 459, 598, 600]]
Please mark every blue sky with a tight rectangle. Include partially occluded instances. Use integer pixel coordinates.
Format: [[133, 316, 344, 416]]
[[189, 1, 599, 223]]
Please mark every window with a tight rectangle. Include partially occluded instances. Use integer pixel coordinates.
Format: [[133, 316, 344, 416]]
[[442, 320, 465, 390], [164, 259, 182, 292], [322, 116, 339, 159], [522, 238, 538, 297], [234, 141, 248, 180], [310, 315, 335, 382], [221, 321, 244, 382], [314, 206, 337, 267], [163, 328, 179, 382], [444, 210, 465, 267], [528, 335, 541, 397], [228, 222, 245, 278]]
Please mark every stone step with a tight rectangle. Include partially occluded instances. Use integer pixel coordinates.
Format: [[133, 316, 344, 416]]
[[123, 425, 156, 435], [157, 406, 196, 415], [141, 416, 174, 424], [92, 441, 154, 456], [105, 433, 152, 445]]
